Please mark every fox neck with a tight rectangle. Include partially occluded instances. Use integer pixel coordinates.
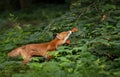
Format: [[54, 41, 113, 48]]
[[50, 38, 62, 47], [63, 31, 72, 44], [46, 38, 62, 51]]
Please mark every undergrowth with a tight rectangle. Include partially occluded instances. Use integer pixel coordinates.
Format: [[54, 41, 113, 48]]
[[0, 0, 120, 77]]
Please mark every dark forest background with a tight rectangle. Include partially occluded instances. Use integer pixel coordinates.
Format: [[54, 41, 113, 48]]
[[0, 0, 69, 11]]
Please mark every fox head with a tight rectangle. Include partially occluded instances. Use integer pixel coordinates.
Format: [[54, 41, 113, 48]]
[[55, 27, 78, 44], [56, 31, 72, 44]]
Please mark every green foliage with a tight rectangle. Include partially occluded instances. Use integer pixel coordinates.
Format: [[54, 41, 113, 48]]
[[0, 0, 120, 77]]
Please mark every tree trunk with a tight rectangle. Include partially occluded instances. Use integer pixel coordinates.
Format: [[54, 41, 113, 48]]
[[19, 0, 28, 10], [6, 0, 11, 10]]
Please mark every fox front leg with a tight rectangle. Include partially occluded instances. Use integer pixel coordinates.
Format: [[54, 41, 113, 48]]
[[65, 39, 71, 45], [45, 55, 53, 61]]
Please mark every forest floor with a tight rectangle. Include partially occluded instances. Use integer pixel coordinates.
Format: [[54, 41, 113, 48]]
[[0, 2, 120, 77]]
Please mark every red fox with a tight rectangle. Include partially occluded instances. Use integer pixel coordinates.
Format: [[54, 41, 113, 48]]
[[8, 27, 78, 65]]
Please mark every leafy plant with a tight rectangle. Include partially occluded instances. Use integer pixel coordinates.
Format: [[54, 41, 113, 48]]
[[0, 0, 120, 77]]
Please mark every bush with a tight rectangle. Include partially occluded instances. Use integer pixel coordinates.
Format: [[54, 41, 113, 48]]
[[0, 0, 120, 77]]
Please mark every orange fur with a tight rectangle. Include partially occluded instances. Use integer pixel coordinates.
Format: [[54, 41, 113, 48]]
[[8, 27, 78, 65]]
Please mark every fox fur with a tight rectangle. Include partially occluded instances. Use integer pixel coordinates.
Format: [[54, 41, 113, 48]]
[[8, 27, 78, 65]]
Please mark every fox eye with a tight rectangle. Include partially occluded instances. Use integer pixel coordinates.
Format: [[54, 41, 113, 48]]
[[53, 33, 57, 39]]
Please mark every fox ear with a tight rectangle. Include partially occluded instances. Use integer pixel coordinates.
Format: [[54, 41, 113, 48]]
[[56, 34, 62, 39]]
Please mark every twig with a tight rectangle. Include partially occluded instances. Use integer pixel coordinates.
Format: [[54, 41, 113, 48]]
[[73, 0, 98, 24]]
